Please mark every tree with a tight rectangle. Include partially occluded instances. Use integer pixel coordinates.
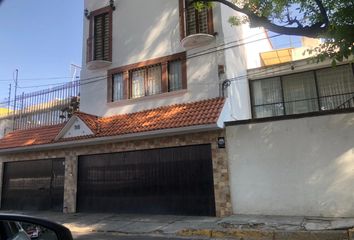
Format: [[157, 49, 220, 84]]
[[192, 0, 354, 64]]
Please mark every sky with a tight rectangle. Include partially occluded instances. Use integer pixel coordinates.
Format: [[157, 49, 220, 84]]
[[0, 0, 83, 101], [0, 0, 300, 103]]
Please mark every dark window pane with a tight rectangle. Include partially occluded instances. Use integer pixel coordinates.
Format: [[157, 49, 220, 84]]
[[94, 13, 110, 61], [168, 60, 182, 92], [113, 73, 124, 101], [185, 1, 209, 36], [251, 77, 284, 118], [316, 64, 354, 110], [282, 72, 319, 114]]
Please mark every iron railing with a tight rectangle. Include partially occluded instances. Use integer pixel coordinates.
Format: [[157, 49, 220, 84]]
[[0, 80, 80, 130], [252, 92, 354, 118]]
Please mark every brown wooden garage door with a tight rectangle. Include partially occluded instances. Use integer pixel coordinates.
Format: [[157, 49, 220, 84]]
[[77, 144, 216, 216], [1, 159, 65, 211]]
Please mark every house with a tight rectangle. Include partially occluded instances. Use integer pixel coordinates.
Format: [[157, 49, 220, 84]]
[[0, 0, 270, 217], [225, 50, 354, 217]]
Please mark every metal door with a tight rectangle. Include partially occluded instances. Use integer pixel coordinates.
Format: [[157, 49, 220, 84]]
[[1, 159, 65, 211], [77, 144, 215, 216]]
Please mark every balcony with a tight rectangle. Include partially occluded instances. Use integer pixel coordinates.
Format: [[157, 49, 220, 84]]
[[180, 3, 215, 49]]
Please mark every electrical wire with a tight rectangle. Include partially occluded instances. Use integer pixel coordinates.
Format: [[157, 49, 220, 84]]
[[2, 32, 312, 93]]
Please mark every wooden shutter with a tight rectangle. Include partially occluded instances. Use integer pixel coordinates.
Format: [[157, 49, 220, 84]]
[[94, 13, 110, 61]]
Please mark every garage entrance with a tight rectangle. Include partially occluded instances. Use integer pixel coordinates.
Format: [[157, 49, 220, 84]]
[[1, 159, 65, 211], [77, 144, 215, 216]]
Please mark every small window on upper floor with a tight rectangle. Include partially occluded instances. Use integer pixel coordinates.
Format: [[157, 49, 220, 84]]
[[108, 52, 187, 102], [179, 0, 214, 40], [87, 7, 112, 63]]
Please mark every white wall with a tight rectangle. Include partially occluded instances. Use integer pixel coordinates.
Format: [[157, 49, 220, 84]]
[[80, 0, 223, 117], [218, 6, 271, 121], [226, 113, 354, 217], [80, 0, 270, 119]]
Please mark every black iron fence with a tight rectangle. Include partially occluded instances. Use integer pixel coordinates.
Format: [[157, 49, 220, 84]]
[[0, 80, 80, 130]]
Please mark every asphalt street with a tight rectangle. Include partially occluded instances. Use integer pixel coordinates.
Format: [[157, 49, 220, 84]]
[[73, 232, 211, 240]]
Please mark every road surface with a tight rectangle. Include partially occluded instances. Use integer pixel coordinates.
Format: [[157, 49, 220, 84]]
[[74, 232, 212, 240]]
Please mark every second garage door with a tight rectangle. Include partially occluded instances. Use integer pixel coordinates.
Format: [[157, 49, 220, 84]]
[[77, 144, 215, 216]]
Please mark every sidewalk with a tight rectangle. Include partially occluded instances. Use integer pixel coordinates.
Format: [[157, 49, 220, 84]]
[[3, 211, 354, 239]]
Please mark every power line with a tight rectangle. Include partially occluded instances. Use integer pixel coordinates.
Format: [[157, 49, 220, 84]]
[[0, 31, 279, 85], [0, 76, 75, 82], [5, 33, 309, 92]]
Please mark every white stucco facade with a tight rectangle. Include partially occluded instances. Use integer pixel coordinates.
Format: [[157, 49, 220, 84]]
[[80, 0, 270, 119], [226, 112, 354, 217]]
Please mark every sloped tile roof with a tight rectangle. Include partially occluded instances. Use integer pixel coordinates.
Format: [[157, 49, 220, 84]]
[[0, 98, 224, 150], [0, 124, 65, 150]]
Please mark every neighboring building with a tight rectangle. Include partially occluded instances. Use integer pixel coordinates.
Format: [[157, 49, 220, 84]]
[[0, 0, 270, 217], [226, 55, 354, 217]]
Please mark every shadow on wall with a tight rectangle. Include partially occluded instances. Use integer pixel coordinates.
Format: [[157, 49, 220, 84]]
[[122, 1, 182, 65]]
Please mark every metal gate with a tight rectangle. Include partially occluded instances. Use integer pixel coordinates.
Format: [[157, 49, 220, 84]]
[[77, 144, 216, 216], [1, 159, 65, 211]]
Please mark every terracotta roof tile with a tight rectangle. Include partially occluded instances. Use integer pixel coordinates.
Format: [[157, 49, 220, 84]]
[[0, 124, 64, 150], [75, 111, 99, 133], [0, 98, 225, 150]]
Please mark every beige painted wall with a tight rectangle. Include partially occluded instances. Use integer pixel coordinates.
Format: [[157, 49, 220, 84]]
[[226, 112, 354, 217]]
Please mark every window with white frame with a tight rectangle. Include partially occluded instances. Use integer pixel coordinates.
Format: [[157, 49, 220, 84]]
[[251, 64, 354, 118]]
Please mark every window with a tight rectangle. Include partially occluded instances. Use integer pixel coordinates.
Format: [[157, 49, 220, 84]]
[[250, 64, 354, 118], [112, 73, 124, 101], [316, 65, 354, 110], [179, 0, 214, 39], [251, 77, 284, 118], [168, 60, 183, 92], [87, 7, 112, 62], [282, 72, 319, 114], [108, 52, 187, 102]]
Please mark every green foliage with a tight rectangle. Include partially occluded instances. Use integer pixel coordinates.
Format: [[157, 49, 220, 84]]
[[194, 0, 354, 63]]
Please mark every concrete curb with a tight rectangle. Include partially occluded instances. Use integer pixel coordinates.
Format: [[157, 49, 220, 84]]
[[178, 228, 351, 240]]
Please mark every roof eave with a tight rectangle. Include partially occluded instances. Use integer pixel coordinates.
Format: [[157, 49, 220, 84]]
[[0, 124, 220, 155]]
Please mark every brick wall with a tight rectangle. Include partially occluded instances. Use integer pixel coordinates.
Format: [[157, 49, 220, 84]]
[[0, 130, 232, 217]]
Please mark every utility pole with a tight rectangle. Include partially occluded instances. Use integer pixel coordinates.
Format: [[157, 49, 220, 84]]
[[7, 84, 11, 116], [12, 69, 18, 130]]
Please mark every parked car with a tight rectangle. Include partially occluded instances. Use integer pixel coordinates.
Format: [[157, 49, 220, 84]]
[[0, 214, 73, 240], [0, 220, 31, 240]]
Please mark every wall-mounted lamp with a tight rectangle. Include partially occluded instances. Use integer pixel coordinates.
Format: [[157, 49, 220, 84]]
[[110, 0, 116, 11], [84, 8, 90, 19], [217, 137, 226, 149], [84, 1, 116, 20]]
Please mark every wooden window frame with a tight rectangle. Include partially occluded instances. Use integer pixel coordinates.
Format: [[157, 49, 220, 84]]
[[179, 0, 214, 40], [86, 6, 113, 63], [107, 52, 187, 102]]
